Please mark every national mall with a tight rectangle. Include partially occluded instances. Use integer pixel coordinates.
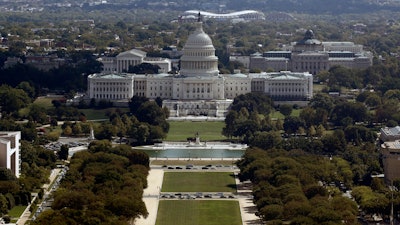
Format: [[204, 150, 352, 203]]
[[87, 20, 350, 117]]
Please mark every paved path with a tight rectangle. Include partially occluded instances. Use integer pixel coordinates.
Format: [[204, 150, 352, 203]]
[[235, 172, 263, 225], [135, 164, 262, 225], [134, 169, 164, 225]]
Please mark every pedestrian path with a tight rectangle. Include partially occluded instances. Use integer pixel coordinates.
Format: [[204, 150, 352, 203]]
[[134, 169, 164, 225], [234, 172, 263, 225]]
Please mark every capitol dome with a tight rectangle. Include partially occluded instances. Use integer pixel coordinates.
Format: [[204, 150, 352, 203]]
[[185, 25, 214, 47], [180, 21, 219, 77]]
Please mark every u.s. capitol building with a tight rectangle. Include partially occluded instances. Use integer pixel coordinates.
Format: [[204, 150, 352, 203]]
[[87, 20, 312, 117]]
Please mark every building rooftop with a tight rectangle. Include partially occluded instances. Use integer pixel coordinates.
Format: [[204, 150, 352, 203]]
[[381, 126, 400, 136]]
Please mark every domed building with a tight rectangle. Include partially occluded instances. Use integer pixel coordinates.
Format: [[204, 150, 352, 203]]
[[164, 19, 231, 117], [179, 22, 219, 77], [248, 29, 373, 76], [87, 17, 313, 118]]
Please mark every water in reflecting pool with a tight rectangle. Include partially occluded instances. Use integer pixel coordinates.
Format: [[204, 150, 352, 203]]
[[137, 148, 245, 159]]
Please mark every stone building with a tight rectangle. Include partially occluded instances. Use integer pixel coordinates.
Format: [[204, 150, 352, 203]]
[[87, 18, 313, 117], [0, 131, 21, 178], [246, 30, 372, 75]]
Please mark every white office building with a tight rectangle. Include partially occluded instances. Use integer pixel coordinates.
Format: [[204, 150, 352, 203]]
[[0, 131, 21, 178]]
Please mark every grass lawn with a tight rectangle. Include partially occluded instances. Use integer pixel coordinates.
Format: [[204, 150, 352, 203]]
[[270, 108, 301, 119], [8, 205, 26, 218], [313, 83, 326, 93], [32, 97, 60, 109], [20, 96, 65, 116], [166, 121, 226, 141], [162, 172, 236, 192], [156, 200, 242, 225]]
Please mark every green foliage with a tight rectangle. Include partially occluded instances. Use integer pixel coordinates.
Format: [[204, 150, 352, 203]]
[[223, 93, 274, 141], [0, 84, 31, 115], [237, 149, 359, 223], [0, 194, 8, 215], [250, 131, 282, 150], [330, 101, 369, 126], [279, 104, 293, 117], [128, 62, 160, 74], [58, 144, 69, 160], [230, 92, 273, 115], [35, 144, 150, 224], [19, 141, 55, 191]]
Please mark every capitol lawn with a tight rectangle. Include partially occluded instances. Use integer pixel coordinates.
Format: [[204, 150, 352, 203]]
[[156, 200, 242, 225], [165, 121, 226, 141], [161, 172, 236, 192]]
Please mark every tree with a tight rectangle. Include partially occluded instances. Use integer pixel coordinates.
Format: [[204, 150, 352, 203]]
[[309, 93, 335, 113], [71, 123, 82, 136], [58, 145, 69, 160], [62, 126, 72, 136], [0, 194, 8, 215], [16, 81, 35, 99], [95, 123, 117, 140], [250, 131, 282, 150], [330, 101, 368, 125], [28, 105, 48, 124], [128, 62, 160, 74], [283, 116, 306, 135], [0, 85, 31, 115], [222, 110, 238, 138], [279, 104, 292, 117], [230, 93, 273, 115], [128, 96, 149, 115]]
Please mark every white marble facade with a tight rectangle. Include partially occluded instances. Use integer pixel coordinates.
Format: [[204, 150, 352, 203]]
[[88, 20, 313, 117]]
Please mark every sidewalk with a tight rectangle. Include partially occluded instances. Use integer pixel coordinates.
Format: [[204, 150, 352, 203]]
[[234, 172, 263, 225], [134, 169, 164, 225]]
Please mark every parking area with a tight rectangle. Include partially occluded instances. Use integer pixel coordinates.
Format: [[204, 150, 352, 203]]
[[160, 192, 236, 200], [161, 164, 238, 171]]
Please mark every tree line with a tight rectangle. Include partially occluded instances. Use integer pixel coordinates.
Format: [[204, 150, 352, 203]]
[[31, 141, 150, 225]]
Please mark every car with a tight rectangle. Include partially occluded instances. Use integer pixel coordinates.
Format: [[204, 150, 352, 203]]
[[185, 167, 192, 169], [204, 194, 212, 198], [201, 167, 209, 170], [216, 164, 223, 167], [220, 195, 227, 198], [186, 164, 194, 168], [167, 167, 174, 169], [206, 164, 212, 167], [228, 195, 235, 199], [176, 166, 183, 169], [162, 165, 168, 168]]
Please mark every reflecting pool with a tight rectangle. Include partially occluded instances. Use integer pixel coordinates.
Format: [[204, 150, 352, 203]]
[[137, 148, 246, 159]]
